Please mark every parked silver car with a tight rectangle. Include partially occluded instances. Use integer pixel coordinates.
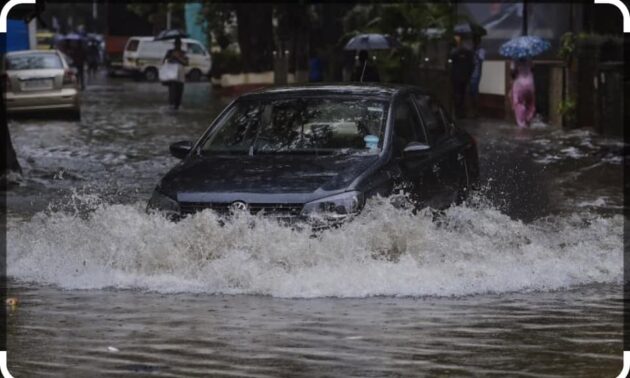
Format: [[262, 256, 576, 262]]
[[3, 50, 80, 119]]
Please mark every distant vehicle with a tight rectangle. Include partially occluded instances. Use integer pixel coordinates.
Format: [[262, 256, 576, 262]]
[[123, 37, 212, 82], [148, 84, 480, 224], [36, 30, 55, 50], [2, 50, 81, 119], [104, 35, 132, 77]]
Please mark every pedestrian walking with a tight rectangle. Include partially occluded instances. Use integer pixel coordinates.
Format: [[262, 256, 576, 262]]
[[351, 50, 380, 83], [68, 39, 86, 90], [468, 35, 485, 118], [162, 38, 189, 110], [86, 40, 100, 81], [449, 35, 474, 119], [509, 58, 536, 128]]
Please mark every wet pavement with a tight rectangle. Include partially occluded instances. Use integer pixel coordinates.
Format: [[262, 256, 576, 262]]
[[3, 73, 627, 376]]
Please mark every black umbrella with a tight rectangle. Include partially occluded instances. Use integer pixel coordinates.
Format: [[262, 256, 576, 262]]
[[454, 22, 487, 37], [155, 29, 189, 41], [344, 33, 400, 82]]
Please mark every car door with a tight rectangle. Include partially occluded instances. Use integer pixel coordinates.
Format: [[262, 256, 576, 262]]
[[391, 96, 440, 207], [186, 42, 210, 74], [413, 94, 467, 207]]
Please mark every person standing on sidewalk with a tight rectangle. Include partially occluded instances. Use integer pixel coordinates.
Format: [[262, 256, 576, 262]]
[[469, 35, 485, 118], [510, 58, 536, 128], [351, 50, 380, 83], [68, 39, 86, 90], [449, 35, 474, 119], [163, 38, 189, 110]]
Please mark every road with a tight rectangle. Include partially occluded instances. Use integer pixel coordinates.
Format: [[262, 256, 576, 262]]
[[4, 75, 626, 376]]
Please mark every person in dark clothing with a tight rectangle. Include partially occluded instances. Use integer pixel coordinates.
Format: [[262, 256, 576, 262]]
[[449, 35, 474, 119], [309, 54, 323, 82], [86, 41, 100, 80], [351, 50, 380, 83], [68, 39, 86, 90], [162, 38, 189, 110]]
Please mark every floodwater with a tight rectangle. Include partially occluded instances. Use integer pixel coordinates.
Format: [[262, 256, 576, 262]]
[[4, 75, 626, 377]]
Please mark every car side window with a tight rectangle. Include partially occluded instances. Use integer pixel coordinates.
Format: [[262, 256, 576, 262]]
[[393, 99, 427, 154], [414, 95, 447, 144], [188, 43, 205, 55]]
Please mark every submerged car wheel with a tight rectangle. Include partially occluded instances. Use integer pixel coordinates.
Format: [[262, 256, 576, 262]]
[[144, 67, 158, 82]]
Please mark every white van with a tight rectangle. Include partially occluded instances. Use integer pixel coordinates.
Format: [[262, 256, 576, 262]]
[[123, 37, 212, 81]]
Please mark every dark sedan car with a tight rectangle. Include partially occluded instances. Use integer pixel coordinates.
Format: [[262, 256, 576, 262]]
[[148, 84, 479, 223]]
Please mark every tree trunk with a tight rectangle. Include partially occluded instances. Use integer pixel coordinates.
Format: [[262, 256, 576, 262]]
[[235, 3, 274, 73]]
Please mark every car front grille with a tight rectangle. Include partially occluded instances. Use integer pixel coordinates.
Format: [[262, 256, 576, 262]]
[[179, 202, 304, 217]]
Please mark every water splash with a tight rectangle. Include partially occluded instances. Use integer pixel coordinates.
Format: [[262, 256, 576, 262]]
[[7, 194, 623, 298]]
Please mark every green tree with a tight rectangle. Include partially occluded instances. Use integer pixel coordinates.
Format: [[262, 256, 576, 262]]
[[127, 3, 186, 35]]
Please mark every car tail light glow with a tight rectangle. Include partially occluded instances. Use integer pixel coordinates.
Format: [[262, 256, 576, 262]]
[[63, 70, 77, 85]]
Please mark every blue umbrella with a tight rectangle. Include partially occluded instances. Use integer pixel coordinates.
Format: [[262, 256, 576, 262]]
[[344, 33, 401, 51], [499, 36, 550, 59]]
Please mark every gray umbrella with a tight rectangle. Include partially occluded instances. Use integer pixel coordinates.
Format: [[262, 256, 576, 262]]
[[343, 33, 401, 51], [155, 29, 189, 41]]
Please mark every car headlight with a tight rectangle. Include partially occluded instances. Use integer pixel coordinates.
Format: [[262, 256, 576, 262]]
[[302, 191, 364, 220], [146, 190, 180, 218]]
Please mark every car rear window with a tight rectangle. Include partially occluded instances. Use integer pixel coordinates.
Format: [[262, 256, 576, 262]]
[[6, 53, 63, 70], [126, 39, 140, 52]]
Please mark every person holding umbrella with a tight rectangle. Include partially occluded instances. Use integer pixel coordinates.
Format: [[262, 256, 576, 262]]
[[499, 35, 550, 128], [162, 37, 189, 110], [469, 34, 486, 118], [62, 33, 87, 90], [449, 33, 474, 119], [351, 50, 380, 82], [344, 33, 400, 83]]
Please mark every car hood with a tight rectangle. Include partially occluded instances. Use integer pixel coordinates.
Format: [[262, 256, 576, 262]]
[[159, 153, 379, 204]]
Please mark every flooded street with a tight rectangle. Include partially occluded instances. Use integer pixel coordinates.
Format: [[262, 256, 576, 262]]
[[4, 76, 626, 376]]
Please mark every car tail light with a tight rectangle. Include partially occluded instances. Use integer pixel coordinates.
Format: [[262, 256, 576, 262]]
[[63, 70, 77, 85]]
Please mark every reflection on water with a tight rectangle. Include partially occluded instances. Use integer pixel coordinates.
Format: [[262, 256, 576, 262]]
[[4, 76, 627, 376]]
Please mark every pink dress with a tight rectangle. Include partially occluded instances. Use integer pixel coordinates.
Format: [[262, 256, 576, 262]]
[[510, 61, 536, 128]]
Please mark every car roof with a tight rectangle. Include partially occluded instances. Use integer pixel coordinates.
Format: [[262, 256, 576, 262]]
[[240, 83, 428, 100], [130, 36, 202, 44]]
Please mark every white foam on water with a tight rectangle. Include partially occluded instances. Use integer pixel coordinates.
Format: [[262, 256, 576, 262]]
[[7, 195, 623, 298]]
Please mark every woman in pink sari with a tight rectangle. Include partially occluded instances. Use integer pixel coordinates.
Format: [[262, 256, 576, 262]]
[[510, 58, 536, 128]]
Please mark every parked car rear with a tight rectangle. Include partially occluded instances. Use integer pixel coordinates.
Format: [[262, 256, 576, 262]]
[[123, 37, 212, 82], [2, 50, 81, 119]]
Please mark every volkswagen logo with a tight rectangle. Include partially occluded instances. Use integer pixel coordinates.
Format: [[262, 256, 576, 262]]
[[230, 201, 248, 212]]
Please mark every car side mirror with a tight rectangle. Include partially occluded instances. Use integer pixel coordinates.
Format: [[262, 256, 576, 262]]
[[170, 141, 193, 159], [403, 141, 431, 154]]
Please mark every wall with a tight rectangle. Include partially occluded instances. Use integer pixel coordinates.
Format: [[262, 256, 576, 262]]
[[479, 60, 506, 95], [6, 19, 29, 52]]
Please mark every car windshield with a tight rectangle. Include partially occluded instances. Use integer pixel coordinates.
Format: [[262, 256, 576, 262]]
[[201, 97, 388, 155], [6, 53, 63, 70]]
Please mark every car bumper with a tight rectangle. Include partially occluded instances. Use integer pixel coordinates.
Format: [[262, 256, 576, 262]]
[[5, 89, 79, 112]]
